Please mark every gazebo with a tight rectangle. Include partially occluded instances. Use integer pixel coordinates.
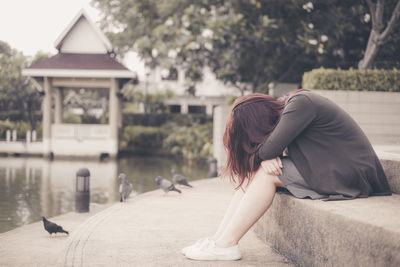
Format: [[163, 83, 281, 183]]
[[22, 9, 136, 158]]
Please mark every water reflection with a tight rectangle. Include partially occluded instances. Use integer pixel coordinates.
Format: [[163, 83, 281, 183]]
[[0, 156, 207, 233]]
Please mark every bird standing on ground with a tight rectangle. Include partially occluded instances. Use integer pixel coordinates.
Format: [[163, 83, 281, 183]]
[[42, 216, 69, 236], [171, 168, 193, 188], [155, 176, 182, 195], [119, 173, 133, 202]]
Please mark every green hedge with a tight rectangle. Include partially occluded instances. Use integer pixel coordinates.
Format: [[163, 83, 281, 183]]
[[0, 111, 41, 123], [123, 113, 212, 127], [122, 125, 166, 149], [302, 68, 400, 92], [162, 123, 213, 161], [120, 122, 213, 161]]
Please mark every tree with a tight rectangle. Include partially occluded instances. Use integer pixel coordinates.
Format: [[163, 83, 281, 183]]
[[0, 41, 43, 129], [93, 0, 308, 93], [92, 0, 400, 93], [358, 0, 400, 69]]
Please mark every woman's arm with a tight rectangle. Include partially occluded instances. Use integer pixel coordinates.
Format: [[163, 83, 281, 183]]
[[258, 94, 316, 160]]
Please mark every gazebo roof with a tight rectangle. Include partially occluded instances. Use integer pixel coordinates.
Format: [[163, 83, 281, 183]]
[[54, 9, 112, 53], [27, 53, 128, 70], [22, 9, 136, 79], [22, 53, 136, 78]]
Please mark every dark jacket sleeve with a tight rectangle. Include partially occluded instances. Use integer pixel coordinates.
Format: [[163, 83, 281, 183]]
[[258, 94, 316, 160]]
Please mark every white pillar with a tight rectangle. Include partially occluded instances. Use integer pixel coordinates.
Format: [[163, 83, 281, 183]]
[[206, 104, 213, 115], [178, 68, 185, 84], [109, 78, 119, 156], [117, 93, 122, 128], [54, 87, 63, 124], [181, 102, 188, 114], [43, 77, 52, 156], [26, 130, 31, 143], [12, 130, 17, 141], [6, 130, 11, 142], [213, 105, 232, 170], [32, 130, 37, 142]]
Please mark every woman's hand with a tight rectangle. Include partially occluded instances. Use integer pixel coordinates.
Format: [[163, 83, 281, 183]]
[[261, 157, 283, 176]]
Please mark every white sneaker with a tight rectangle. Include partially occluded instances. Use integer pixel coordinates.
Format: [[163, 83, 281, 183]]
[[180, 237, 211, 255], [185, 240, 241, 261]]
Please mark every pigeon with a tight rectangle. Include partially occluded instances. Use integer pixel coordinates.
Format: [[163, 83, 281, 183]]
[[42, 216, 69, 235], [119, 173, 133, 202], [171, 169, 193, 188], [155, 176, 182, 195]]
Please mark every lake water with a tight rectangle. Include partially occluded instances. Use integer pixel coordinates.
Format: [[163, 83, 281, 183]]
[[0, 156, 208, 233]]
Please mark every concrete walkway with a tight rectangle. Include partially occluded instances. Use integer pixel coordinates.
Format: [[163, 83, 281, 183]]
[[60, 178, 292, 267], [1, 178, 292, 267], [0, 203, 112, 267]]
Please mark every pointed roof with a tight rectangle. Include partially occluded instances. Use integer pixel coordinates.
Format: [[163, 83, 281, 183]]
[[22, 53, 136, 78], [23, 9, 136, 79], [54, 9, 112, 53]]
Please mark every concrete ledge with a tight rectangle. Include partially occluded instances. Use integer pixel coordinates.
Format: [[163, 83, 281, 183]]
[[380, 158, 400, 194], [253, 193, 400, 267], [254, 156, 400, 266]]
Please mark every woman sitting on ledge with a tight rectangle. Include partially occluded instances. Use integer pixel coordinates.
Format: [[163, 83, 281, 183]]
[[182, 89, 391, 261]]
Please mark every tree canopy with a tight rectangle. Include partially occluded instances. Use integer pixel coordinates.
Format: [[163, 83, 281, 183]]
[[0, 41, 44, 128], [92, 0, 400, 93]]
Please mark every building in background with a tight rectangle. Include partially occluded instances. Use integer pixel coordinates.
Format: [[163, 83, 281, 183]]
[[21, 9, 137, 158], [144, 66, 242, 115]]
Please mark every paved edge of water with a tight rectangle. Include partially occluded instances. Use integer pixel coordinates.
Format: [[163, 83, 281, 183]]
[[0, 203, 113, 267], [55, 178, 292, 267]]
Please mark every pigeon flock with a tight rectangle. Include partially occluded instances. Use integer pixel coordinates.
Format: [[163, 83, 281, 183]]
[[42, 169, 193, 235]]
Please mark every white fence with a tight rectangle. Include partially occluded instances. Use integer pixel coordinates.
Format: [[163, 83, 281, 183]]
[[0, 124, 117, 157]]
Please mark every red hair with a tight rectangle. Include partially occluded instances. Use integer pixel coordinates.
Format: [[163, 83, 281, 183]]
[[223, 89, 309, 189]]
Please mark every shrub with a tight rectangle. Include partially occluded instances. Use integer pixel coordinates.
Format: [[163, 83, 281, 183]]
[[123, 113, 212, 127], [14, 121, 29, 139], [0, 120, 14, 139], [63, 113, 82, 124], [162, 122, 213, 162], [302, 68, 400, 92], [0, 120, 29, 140], [0, 111, 41, 127], [81, 114, 101, 124], [121, 125, 166, 149]]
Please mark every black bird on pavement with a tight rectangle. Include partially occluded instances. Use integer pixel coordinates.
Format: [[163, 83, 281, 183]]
[[42, 216, 69, 235]]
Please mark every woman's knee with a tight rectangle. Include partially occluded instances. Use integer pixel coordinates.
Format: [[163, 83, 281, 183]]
[[253, 167, 284, 187]]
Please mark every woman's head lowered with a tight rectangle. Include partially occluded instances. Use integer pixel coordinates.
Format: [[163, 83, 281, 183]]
[[223, 93, 284, 188], [223, 89, 308, 189]]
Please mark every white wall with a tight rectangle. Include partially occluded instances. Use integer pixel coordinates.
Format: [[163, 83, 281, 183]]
[[213, 105, 232, 169], [313, 90, 400, 144], [60, 17, 107, 54], [146, 67, 241, 97]]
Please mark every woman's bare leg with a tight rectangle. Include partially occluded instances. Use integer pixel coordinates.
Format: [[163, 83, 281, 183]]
[[215, 168, 284, 247], [211, 187, 245, 240]]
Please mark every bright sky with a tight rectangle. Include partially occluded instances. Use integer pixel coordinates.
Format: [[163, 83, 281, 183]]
[[0, 0, 144, 76]]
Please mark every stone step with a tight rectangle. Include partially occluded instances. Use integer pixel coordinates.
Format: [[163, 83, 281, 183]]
[[253, 158, 400, 267], [379, 158, 400, 194]]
